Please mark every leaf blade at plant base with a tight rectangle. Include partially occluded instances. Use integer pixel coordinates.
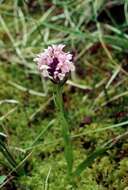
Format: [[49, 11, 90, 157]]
[[74, 147, 108, 177]]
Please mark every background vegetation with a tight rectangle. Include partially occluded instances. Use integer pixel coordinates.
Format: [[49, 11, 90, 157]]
[[1, 0, 128, 189]]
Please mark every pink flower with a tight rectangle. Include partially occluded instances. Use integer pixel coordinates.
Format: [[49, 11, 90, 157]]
[[34, 44, 75, 83]]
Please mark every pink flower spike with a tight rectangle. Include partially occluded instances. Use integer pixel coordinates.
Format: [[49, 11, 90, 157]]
[[34, 44, 75, 83]]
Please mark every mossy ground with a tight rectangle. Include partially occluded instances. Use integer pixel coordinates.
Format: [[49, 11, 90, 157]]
[[1, 1, 128, 190]]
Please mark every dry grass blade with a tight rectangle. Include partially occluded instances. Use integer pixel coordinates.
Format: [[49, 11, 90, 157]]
[[8, 81, 46, 97]]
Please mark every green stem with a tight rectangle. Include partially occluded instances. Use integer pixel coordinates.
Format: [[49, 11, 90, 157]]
[[54, 85, 73, 178]]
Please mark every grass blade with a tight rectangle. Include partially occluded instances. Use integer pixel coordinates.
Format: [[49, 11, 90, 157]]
[[0, 175, 7, 185]]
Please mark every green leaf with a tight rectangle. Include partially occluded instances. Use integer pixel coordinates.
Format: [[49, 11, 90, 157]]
[[74, 147, 108, 176], [42, 22, 87, 38], [0, 175, 6, 185], [104, 35, 128, 50], [42, 22, 128, 51], [0, 139, 17, 169]]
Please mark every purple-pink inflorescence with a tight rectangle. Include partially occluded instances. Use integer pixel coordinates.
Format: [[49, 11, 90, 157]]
[[34, 44, 75, 83]]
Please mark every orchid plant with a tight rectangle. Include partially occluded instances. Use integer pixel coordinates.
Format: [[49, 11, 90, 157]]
[[34, 44, 74, 179], [34, 44, 112, 183], [0, 44, 122, 186]]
